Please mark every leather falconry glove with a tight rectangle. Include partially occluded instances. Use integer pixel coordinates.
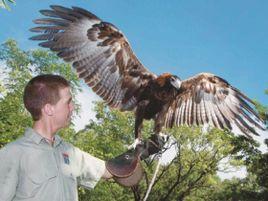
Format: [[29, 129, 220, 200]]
[[106, 135, 165, 187]]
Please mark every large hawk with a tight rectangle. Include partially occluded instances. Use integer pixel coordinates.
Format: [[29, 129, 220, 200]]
[[30, 5, 265, 147]]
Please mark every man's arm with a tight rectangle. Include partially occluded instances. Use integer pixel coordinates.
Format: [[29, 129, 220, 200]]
[[73, 147, 112, 189]]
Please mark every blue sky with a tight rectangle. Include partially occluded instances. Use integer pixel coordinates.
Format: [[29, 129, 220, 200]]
[[0, 0, 267, 104]]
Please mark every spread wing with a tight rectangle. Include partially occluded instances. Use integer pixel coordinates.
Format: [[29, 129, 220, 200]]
[[30, 5, 156, 111], [164, 73, 265, 136]]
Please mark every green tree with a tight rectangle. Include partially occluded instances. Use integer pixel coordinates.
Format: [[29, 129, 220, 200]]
[[246, 93, 268, 200], [254, 90, 268, 125], [0, 0, 15, 11]]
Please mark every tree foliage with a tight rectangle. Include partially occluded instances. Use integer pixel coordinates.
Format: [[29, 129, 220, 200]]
[[0, 0, 15, 11]]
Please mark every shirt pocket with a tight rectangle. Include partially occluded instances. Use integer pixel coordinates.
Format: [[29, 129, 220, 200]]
[[17, 151, 58, 198]]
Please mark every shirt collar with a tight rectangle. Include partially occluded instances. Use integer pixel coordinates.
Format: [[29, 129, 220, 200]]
[[24, 127, 62, 147], [54, 135, 62, 147]]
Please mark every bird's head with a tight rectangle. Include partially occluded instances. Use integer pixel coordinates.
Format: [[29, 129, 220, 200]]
[[156, 73, 182, 90], [170, 75, 182, 90]]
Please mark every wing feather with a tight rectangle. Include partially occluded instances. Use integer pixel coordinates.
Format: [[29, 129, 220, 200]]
[[165, 73, 265, 136], [191, 96, 196, 125], [187, 97, 192, 125], [30, 5, 156, 111]]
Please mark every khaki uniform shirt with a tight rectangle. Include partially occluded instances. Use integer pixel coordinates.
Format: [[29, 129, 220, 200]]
[[0, 128, 105, 201]]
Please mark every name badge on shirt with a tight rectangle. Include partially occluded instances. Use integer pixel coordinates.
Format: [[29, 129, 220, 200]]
[[62, 153, 70, 165]]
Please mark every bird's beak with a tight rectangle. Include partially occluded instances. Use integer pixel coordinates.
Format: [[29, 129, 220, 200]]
[[171, 79, 181, 90]]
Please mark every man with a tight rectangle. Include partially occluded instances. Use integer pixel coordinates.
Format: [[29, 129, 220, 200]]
[[0, 74, 112, 201]]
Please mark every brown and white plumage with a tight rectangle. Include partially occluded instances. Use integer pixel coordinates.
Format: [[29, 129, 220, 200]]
[[30, 5, 265, 144], [30, 5, 156, 111], [165, 73, 264, 137]]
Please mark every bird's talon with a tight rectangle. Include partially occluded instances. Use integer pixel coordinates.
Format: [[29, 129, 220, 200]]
[[127, 138, 142, 150], [159, 132, 169, 143]]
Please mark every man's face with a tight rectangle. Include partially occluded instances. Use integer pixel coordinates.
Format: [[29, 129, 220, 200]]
[[52, 87, 74, 129]]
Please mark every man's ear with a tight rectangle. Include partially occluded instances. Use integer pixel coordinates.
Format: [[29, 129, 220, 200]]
[[42, 103, 54, 116]]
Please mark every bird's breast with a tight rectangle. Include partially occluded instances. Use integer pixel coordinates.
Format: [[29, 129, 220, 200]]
[[142, 99, 164, 120]]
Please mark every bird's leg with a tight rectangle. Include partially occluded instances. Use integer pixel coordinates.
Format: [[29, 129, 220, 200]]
[[153, 110, 170, 146], [128, 117, 143, 149], [128, 102, 148, 150], [153, 126, 168, 149], [128, 138, 142, 150]]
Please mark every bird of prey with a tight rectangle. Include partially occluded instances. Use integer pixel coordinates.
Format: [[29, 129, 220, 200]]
[[30, 5, 265, 148]]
